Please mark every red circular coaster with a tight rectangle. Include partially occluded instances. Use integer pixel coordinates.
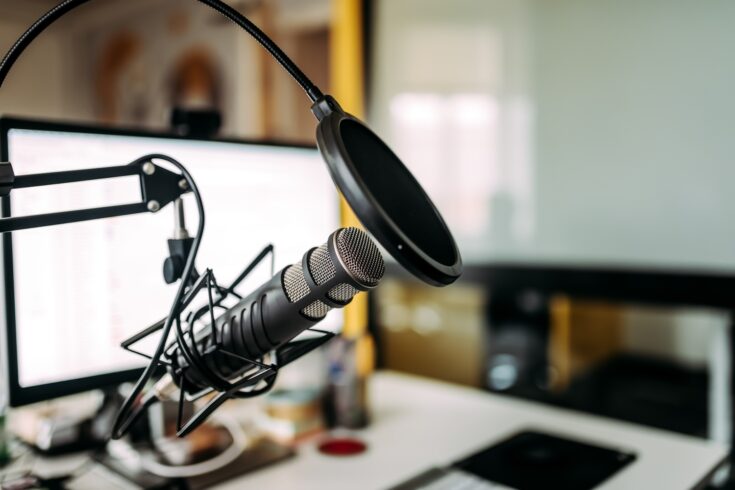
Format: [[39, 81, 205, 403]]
[[318, 437, 367, 456]]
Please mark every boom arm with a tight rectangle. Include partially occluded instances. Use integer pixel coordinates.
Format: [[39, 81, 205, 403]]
[[0, 154, 188, 233]]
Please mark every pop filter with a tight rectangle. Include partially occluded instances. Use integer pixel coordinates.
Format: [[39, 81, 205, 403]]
[[313, 96, 462, 287]]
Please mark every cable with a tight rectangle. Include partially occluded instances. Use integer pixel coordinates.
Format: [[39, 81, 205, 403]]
[[110, 154, 205, 440], [140, 415, 247, 478], [0, 0, 324, 102]]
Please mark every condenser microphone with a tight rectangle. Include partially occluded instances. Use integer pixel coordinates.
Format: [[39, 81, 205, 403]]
[[163, 227, 385, 397]]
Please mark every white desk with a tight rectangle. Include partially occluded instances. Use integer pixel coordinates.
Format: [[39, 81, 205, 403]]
[[3, 371, 727, 489], [217, 371, 728, 490]]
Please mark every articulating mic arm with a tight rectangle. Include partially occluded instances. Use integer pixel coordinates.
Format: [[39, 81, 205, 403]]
[[0, 155, 189, 233]]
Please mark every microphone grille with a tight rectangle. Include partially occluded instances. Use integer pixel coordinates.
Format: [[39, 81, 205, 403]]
[[283, 263, 310, 302], [336, 227, 385, 287], [328, 283, 359, 302], [302, 301, 330, 319], [284, 228, 385, 319], [283, 262, 331, 320], [308, 245, 336, 285], [309, 244, 360, 303]]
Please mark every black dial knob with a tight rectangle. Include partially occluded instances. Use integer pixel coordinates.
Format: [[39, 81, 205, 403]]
[[163, 255, 185, 284]]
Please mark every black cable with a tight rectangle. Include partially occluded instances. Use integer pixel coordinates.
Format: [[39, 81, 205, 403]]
[[110, 154, 205, 440], [0, 0, 324, 102], [113, 390, 158, 440]]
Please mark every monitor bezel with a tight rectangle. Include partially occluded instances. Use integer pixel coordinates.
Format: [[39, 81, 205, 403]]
[[0, 116, 320, 407]]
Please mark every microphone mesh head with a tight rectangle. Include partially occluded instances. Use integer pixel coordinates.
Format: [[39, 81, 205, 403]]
[[302, 301, 330, 319], [309, 245, 359, 303], [308, 228, 385, 301], [328, 283, 359, 302], [283, 263, 331, 319], [283, 263, 310, 302], [308, 245, 336, 285], [284, 228, 385, 319], [336, 227, 385, 287]]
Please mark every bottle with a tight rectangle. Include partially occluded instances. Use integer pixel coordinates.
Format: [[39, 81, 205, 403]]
[[323, 333, 374, 429]]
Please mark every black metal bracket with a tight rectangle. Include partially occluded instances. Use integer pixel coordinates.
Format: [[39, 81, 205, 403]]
[[0, 155, 188, 233], [120, 241, 337, 437], [164, 237, 197, 285], [171, 328, 334, 437]]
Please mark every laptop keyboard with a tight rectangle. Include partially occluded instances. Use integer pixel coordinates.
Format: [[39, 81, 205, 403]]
[[389, 467, 514, 490]]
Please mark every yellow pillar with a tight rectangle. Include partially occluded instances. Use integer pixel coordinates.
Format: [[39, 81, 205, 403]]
[[331, 0, 367, 340]]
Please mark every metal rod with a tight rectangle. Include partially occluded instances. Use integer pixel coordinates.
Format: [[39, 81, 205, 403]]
[[0, 202, 148, 233], [121, 318, 166, 349], [220, 349, 273, 371], [177, 375, 187, 432], [13, 164, 139, 188], [228, 244, 274, 293], [172, 198, 189, 239]]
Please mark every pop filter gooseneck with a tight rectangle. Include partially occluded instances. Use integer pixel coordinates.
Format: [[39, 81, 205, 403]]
[[0, 0, 463, 438]]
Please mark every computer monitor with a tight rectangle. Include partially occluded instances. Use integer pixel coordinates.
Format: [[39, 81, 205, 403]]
[[0, 117, 341, 407]]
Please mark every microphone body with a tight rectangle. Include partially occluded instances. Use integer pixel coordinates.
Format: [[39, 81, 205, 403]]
[[168, 227, 384, 395]]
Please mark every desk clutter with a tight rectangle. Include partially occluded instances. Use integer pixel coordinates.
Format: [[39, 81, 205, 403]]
[[0, 373, 726, 489], [0, 339, 377, 489]]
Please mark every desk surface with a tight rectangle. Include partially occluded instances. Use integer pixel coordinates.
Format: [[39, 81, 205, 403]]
[[2, 371, 727, 489], [219, 371, 727, 490]]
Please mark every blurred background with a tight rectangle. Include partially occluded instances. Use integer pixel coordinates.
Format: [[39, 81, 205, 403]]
[[1, 0, 735, 469]]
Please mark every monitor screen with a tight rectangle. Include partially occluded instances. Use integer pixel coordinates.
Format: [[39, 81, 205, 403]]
[[0, 120, 341, 402]]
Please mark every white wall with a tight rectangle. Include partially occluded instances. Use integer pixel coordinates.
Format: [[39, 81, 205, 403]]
[[371, 0, 735, 366], [371, 0, 534, 263], [372, 0, 735, 273], [532, 0, 735, 272]]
